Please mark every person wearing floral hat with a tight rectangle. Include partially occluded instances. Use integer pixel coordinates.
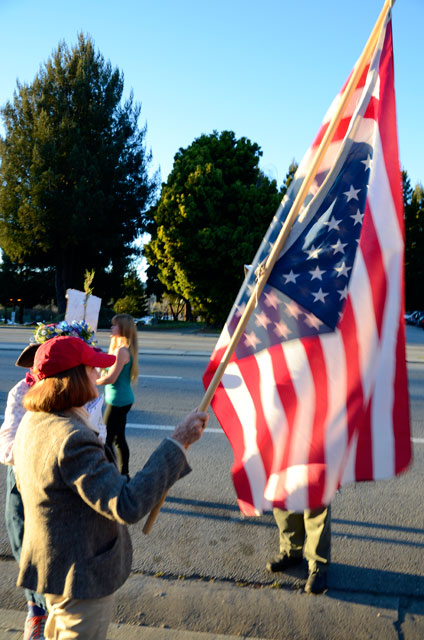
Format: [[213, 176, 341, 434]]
[[0, 322, 104, 640]]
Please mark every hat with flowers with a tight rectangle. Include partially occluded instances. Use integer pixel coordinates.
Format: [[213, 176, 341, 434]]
[[15, 320, 96, 368]]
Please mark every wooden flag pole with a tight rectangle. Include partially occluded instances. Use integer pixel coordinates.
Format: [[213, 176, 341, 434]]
[[142, 0, 394, 535]]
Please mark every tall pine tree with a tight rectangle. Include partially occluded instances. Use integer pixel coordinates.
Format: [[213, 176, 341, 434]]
[[0, 34, 157, 312], [403, 170, 424, 310]]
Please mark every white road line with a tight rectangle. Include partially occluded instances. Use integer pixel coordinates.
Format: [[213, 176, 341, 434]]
[[138, 375, 182, 380], [0, 414, 421, 440], [127, 423, 223, 434]]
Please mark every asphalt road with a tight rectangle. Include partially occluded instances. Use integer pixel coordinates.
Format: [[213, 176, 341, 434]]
[[0, 326, 423, 638]]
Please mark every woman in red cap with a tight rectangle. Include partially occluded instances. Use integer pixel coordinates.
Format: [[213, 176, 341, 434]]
[[0, 322, 106, 640], [13, 335, 208, 639]]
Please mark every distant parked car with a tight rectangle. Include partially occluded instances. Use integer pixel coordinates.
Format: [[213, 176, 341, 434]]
[[416, 312, 424, 329], [135, 315, 154, 326], [405, 310, 423, 326]]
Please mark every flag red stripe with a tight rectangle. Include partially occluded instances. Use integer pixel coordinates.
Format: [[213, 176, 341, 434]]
[[364, 96, 378, 120], [312, 116, 351, 149], [204, 347, 257, 507], [302, 338, 328, 506], [392, 314, 412, 473], [340, 64, 370, 95], [377, 22, 403, 220], [210, 381, 256, 510], [338, 298, 373, 480], [236, 356, 274, 478], [269, 343, 299, 508], [311, 64, 373, 149]]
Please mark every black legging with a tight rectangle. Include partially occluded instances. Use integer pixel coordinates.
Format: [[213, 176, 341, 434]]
[[103, 403, 132, 476]]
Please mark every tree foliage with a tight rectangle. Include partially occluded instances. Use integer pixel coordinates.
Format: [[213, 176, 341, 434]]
[[144, 130, 283, 325], [403, 171, 424, 310], [113, 267, 149, 317], [0, 34, 157, 312], [0, 252, 55, 310]]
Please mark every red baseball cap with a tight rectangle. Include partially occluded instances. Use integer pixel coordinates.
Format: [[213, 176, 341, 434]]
[[33, 335, 116, 380]]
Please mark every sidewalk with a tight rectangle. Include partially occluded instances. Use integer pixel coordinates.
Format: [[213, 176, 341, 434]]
[[0, 564, 423, 640], [0, 608, 249, 640], [0, 327, 217, 358]]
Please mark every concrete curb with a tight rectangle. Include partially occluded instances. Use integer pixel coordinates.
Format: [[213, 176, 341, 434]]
[[0, 607, 257, 640], [2, 568, 423, 640]]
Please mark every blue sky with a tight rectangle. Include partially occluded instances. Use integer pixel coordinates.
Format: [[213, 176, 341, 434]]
[[0, 0, 422, 189]]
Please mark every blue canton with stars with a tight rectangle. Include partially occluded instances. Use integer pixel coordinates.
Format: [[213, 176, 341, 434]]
[[231, 142, 373, 359]]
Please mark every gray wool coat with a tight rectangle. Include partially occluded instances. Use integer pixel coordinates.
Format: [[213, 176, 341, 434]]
[[13, 409, 190, 599]]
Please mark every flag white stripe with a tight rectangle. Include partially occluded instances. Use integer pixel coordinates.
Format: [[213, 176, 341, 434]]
[[282, 340, 315, 510], [256, 347, 294, 510], [349, 248, 379, 401], [341, 430, 360, 485], [256, 348, 288, 472], [367, 129, 403, 478], [319, 330, 349, 503], [221, 361, 266, 512], [254, 350, 281, 511]]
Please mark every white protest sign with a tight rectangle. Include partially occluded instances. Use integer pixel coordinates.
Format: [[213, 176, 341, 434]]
[[65, 289, 102, 332]]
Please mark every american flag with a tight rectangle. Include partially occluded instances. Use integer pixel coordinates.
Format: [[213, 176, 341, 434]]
[[203, 14, 411, 515]]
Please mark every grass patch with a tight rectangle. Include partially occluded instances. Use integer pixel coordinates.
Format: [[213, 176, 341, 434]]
[[137, 321, 221, 333]]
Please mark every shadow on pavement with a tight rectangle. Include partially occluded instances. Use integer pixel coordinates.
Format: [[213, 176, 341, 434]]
[[327, 562, 424, 601]]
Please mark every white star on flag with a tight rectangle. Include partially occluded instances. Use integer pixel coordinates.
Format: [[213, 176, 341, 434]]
[[304, 244, 322, 260], [304, 312, 323, 330], [361, 154, 372, 171], [311, 288, 329, 303], [343, 185, 361, 201], [338, 286, 349, 300], [255, 311, 272, 329], [283, 270, 299, 284], [264, 290, 279, 309], [243, 331, 261, 350], [284, 300, 302, 319], [309, 265, 326, 280], [331, 238, 347, 254], [274, 320, 292, 339], [323, 215, 341, 231], [351, 209, 364, 225], [334, 262, 351, 277]]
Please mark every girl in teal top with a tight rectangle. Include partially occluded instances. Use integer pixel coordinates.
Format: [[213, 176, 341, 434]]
[[96, 314, 138, 477]]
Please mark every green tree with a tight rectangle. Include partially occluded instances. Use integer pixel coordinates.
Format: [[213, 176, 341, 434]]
[[144, 130, 282, 325], [113, 267, 149, 317], [403, 170, 424, 310], [282, 160, 298, 194], [0, 34, 157, 313]]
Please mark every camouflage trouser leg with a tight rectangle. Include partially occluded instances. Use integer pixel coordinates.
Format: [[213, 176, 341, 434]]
[[273, 505, 331, 571]]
